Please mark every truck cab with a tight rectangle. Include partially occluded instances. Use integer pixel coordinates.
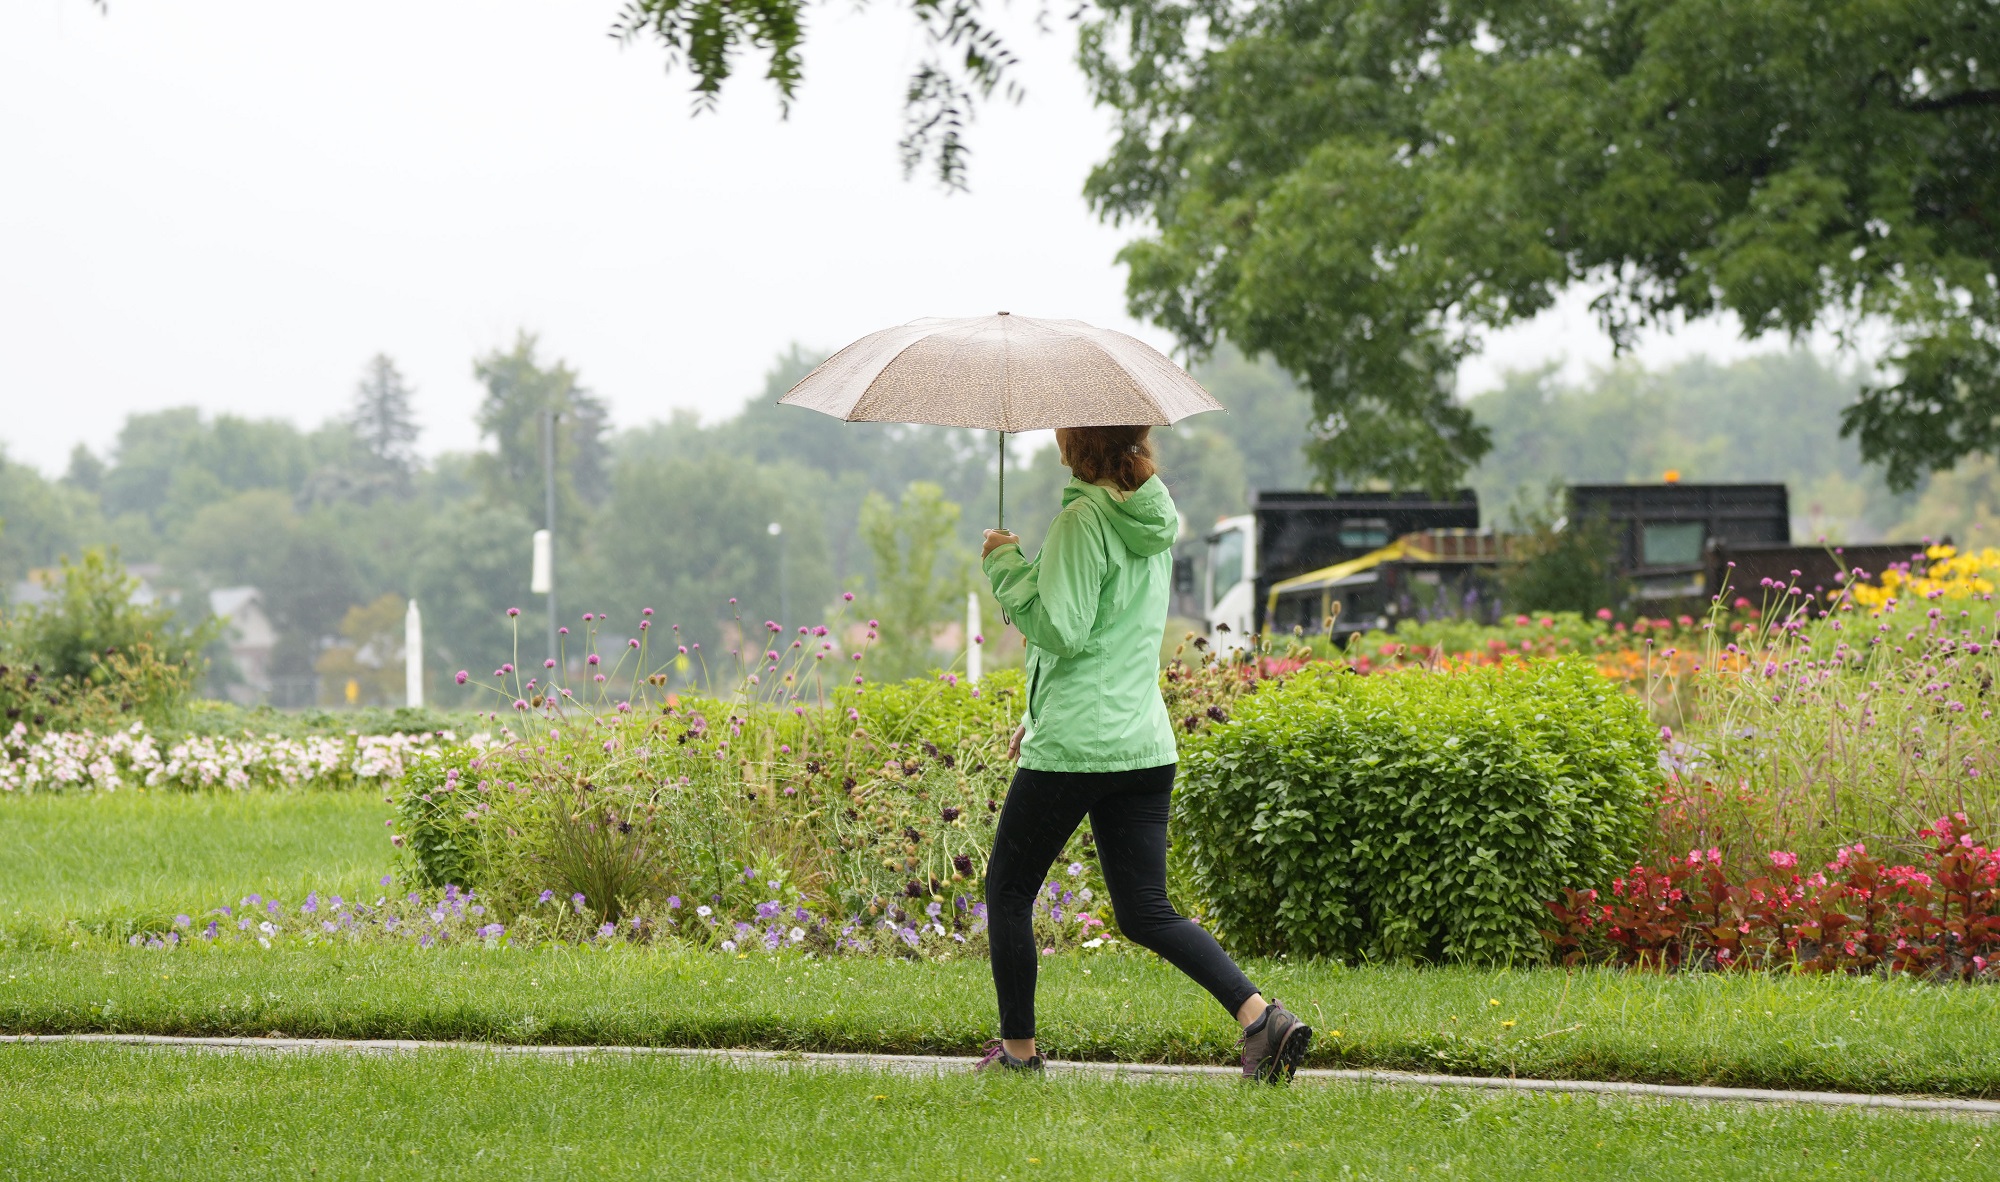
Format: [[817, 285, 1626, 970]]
[[1202, 490, 1480, 646], [1203, 515, 1257, 650]]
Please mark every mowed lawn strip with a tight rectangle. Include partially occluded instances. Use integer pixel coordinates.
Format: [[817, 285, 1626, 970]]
[[1, 1044, 1990, 1182], [3, 946, 1998, 1097], [0, 791, 390, 927]]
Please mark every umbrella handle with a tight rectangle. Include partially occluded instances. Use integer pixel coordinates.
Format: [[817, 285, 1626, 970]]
[[996, 430, 1011, 626]]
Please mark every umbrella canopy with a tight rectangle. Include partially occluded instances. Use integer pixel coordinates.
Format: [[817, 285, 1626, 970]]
[[778, 313, 1222, 431]]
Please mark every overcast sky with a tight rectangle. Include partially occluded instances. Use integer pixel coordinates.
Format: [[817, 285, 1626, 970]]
[[1, 0, 1799, 476]]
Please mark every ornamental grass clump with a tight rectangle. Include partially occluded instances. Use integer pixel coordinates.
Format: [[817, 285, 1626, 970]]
[[1175, 658, 1659, 964]]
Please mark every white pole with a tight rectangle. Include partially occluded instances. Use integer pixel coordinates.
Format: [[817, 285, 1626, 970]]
[[405, 598, 423, 708], [966, 591, 982, 685]]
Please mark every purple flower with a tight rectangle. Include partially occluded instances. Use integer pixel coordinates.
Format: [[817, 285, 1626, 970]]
[[572, 893, 588, 912], [587, 654, 600, 666], [173, 914, 191, 929], [794, 906, 810, 922], [301, 892, 319, 915], [1067, 862, 1084, 877], [455, 670, 470, 685], [898, 926, 920, 949], [540, 890, 555, 904], [380, 875, 393, 888], [667, 896, 682, 909], [756, 900, 783, 920], [925, 901, 942, 918], [598, 922, 616, 939], [843, 592, 855, 601]]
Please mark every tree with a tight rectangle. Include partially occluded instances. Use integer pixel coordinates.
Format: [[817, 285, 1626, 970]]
[[472, 332, 612, 534], [409, 502, 539, 695], [1080, 0, 2000, 492], [349, 354, 421, 481], [856, 481, 968, 681], [314, 592, 410, 706], [612, 0, 1026, 187], [576, 451, 832, 680]]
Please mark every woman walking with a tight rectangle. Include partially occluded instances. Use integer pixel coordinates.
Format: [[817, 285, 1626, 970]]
[[974, 425, 1311, 1082]]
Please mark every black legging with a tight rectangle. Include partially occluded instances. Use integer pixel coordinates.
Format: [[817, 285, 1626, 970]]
[[984, 762, 1259, 1039]]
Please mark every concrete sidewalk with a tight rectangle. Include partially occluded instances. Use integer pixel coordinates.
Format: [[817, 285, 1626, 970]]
[[5, 1032, 1996, 1118]]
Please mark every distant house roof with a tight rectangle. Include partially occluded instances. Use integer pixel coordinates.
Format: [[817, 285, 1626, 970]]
[[210, 586, 263, 619]]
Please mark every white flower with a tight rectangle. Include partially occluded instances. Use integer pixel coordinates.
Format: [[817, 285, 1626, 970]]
[[696, 905, 713, 918], [788, 926, 805, 942], [1082, 938, 1104, 949]]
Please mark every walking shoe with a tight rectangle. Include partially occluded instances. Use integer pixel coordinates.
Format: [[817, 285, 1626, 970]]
[[974, 1039, 1045, 1073], [1239, 1001, 1311, 1083]]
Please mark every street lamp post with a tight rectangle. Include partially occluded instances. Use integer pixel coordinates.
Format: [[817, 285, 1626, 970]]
[[767, 521, 788, 629]]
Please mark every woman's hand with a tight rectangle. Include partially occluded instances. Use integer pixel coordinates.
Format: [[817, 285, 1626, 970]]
[[1007, 724, 1025, 762], [982, 529, 1020, 559]]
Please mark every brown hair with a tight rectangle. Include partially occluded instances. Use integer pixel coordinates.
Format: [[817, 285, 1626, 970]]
[[1057, 425, 1157, 492]]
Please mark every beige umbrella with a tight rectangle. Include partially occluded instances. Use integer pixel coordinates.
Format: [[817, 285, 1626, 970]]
[[779, 312, 1222, 527]]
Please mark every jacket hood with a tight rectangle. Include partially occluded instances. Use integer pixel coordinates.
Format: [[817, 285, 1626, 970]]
[[1063, 476, 1178, 558]]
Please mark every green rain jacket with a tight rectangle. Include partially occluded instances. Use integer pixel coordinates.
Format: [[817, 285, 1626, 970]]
[[983, 475, 1179, 773]]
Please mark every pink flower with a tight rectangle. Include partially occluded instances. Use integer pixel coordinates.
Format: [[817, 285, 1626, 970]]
[[1768, 851, 1799, 870], [454, 671, 469, 685], [629, 638, 641, 648], [513, 699, 528, 710], [559, 626, 569, 636], [507, 607, 521, 617], [868, 620, 879, 629], [501, 663, 514, 674], [973, 634, 985, 645], [544, 659, 556, 669], [587, 654, 600, 665], [843, 592, 855, 601], [642, 608, 654, 616], [1596, 608, 1614, 621], [583, 613, 594, 621]]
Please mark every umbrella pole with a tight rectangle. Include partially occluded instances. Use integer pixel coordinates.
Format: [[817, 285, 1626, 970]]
[[997, 431, 1005, 531]]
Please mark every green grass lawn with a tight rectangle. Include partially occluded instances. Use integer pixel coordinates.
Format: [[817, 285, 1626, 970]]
[[5, 944, 1999, 1096], [4, 790, 2000, 1098], [1, 1044, 1990, 1182], [0, 790, 388, 931]]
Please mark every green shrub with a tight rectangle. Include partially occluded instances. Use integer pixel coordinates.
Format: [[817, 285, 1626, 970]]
[[0, 549, 212, 733], [1175, 659, 1660, 964]]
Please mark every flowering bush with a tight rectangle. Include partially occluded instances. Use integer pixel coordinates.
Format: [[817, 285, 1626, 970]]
[[385, 604, 1076, 940], [1545, 814, 2000, 979], [1175, 658, 1659, 964], [0, 722, 464, 793], [1850, 544, 1998, 609]]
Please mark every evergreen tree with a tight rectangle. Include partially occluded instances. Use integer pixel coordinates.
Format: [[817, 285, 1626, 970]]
[[349, 354, 420, 480]]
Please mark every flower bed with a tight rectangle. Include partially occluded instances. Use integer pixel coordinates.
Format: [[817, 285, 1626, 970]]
[[1546, 814, 2000, 979], [0, 722, 463, 793]]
